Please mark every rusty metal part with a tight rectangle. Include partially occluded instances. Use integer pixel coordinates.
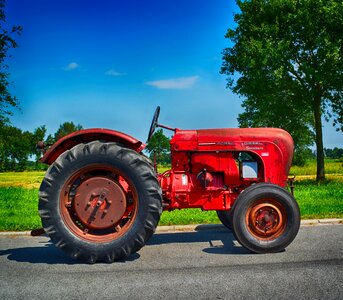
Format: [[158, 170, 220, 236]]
[[288, 176, 295, 196], [37, 141, 45, 150], [245, 199, 287, 241], [60, 165, 138, 243], [157, 123, 176, 132], [73, 177, 126, 229]]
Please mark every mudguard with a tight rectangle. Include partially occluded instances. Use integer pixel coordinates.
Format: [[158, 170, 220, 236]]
[[40, 128, 145, 165]]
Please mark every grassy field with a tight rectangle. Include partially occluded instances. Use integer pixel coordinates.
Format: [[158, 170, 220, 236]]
[[0, 159, 342, 231], [290, 159, 343, 176], [0, 171, 44, 189]]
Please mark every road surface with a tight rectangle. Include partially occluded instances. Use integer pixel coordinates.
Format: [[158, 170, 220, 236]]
[[0, 224, 342, 299]]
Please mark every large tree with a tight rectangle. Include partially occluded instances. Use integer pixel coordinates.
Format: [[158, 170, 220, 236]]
[[0, 0, 22, 122], [221, 0, 342, 181]]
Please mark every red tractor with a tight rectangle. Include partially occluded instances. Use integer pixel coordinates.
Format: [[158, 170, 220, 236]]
[[38, 106, 300, 263]]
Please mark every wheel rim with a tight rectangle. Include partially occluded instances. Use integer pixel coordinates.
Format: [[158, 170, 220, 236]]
[[245, 198, 287, 241], [60, 164, 138, 243]]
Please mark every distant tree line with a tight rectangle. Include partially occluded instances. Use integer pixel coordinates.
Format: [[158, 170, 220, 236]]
[[0, 121, 83, 171], [293, 147, 343, 166], [324, 148, 343, 159]]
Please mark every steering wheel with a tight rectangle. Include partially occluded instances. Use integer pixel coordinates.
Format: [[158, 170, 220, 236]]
[[147, 106, 160, 142]]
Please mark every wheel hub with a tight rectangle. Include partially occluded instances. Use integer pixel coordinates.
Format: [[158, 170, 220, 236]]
[[73, 177, 126, 229], [247, 202, 285, 239]]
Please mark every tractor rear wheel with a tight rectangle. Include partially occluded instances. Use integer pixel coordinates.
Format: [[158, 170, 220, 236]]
[[231, 183, 300, 253], [216, 210, 232, 230], [38, 141, 162, 263]]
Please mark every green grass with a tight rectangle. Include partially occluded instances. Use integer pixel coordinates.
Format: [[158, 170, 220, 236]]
[[293, 179, 343, 219], [160, 209, 219, 225], [0, 187, 42, 231]]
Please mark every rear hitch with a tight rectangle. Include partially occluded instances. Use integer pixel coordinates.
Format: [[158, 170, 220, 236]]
[[288, 176, 295, 196], [31, 228, 45, 236], [36, 141, 53, 154]]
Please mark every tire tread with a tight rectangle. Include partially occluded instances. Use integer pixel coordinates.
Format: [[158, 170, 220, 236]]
[[39, 141, 162, 263]]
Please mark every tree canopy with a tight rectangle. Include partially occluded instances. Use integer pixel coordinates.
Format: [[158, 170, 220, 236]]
[[324, 147, 343, 159], [53, 121, 83, 142], [221, 0, 343, 181], [0, 0, 22, 122], [0, 121, 84, 171]]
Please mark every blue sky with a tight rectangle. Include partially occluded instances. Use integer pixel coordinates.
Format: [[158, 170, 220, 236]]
[[5, 0, 342, 147]]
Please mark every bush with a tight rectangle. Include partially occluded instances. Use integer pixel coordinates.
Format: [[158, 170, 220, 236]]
[[293, 148, 315, 166]]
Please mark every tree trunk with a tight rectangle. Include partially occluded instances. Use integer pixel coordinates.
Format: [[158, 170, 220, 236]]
[[313, 94, 325, 182]]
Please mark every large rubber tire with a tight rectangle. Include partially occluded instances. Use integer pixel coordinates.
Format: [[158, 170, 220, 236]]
[[216, 210, 232, 230], [231, 183, 300, 254], [38, 141, 162, 263]]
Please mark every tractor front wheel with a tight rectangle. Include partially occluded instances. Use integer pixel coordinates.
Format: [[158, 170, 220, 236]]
[[38, 141, 162, 263], [216, 210, 232, 230], [231, 183, 300, 253]]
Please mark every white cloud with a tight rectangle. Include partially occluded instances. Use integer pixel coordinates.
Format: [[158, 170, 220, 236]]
[[105, 69, 127, 76], [146, 75, 199, 90], [63, 62, 79, 71]]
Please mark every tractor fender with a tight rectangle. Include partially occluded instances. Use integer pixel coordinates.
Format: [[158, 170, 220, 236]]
[[39, 128, 145, 165]]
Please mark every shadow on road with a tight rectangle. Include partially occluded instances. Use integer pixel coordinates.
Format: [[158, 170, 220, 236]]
[[0, 242, 78, 264], [0, 241, 141, 265], [0, 227, 251, 264], [148, 229, 251, 255]]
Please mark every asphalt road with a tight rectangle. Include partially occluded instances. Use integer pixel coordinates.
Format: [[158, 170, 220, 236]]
[[0, 224, 342, 300]]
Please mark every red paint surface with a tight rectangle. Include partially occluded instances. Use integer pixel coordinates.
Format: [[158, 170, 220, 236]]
[[40, 128, 145, 165]]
